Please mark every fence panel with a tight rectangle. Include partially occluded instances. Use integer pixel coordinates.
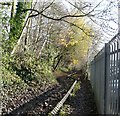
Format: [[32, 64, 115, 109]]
[[90, 48, 106, 114], [89, 32, 120, 114]]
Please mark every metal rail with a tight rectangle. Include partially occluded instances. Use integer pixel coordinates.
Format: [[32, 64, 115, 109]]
[[49, 80, 77, 116]]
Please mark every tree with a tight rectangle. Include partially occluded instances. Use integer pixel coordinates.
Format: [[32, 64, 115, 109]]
[[7, 0, 108, 71]]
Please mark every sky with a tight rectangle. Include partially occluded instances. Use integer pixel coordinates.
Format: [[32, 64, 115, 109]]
[[53, 0, 118, 38], [62, 0, 118, 49]]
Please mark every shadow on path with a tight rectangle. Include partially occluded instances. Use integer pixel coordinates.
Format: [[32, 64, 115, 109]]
[[5, 73, 74, 116], [64, 79, 98, 115], [4, 70, 97, 116], [5, 86, 60, 116]]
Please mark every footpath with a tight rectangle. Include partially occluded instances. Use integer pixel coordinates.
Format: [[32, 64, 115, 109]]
[[4, 71, 98, 116]]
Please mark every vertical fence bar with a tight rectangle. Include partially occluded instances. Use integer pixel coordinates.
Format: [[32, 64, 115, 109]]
[[118, 33, 120, 116], [116, 38, 119, 114], [113, 42, 115, 114], [115, 40, 118, 115], [104, 44, 107, 114], [111, 44, 113, 114], [106, 43, 110, 114]]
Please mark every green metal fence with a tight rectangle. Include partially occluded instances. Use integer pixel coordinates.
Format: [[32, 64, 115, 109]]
[[89, 32, 120, 114]]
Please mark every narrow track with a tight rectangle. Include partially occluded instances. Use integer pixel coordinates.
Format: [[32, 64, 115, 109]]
[[3, 71, 97, 116], [5, 72, 75, 116], [49, 80, 77, 116], [58, 79, 98, 115]]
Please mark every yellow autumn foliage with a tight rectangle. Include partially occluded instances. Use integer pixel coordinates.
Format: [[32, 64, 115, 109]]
[[72, 59, 79, 65], [59, 38, 78, 47], [68, 39, 78, 46], [70, 18, 93, 68], [58, 17, 94, 69]]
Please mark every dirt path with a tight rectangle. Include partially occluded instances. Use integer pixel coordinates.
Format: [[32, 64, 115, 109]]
[[3, 71, 97, 116], [59, 79, 98, 115], [4, 73, 74, 116]]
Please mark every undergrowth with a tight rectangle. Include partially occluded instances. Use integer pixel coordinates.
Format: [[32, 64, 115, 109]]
[[59, 104, 71, 116], [70, 81, 80, 97], [1, 52, 57, 114]]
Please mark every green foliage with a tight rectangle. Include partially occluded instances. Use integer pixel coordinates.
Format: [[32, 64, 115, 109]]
[[70, 82, 80, 97], [1, 3, 10, 52], [5, 52, 56, 85], [59, 67, 70, 73], [8, 2, 30, 52], [55, 17, 94, 70], [1, 2, 97, 115], [2, 66, 28, 89], [59, 104, 71, 116], [2, 42, 57, 89]]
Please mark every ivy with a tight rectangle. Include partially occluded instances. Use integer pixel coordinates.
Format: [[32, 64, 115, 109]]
[[9, 2, 29, 52]]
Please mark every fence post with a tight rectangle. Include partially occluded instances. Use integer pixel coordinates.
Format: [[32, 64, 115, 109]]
[[118, 36, 120, 115], [118, 1, 120, 115], [104, 43, 107, 114], [118, 49, 120, 116]]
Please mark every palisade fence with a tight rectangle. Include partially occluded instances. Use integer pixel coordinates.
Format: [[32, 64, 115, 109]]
[[89, 32, 120, 114]]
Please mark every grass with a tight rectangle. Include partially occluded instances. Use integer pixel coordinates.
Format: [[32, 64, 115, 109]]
[[1, 63, 58, 114], [70, 81, 80, 97], [59, 104, 71, 116]]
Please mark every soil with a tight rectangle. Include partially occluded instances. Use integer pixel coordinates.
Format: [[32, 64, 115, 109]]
[[60, 79, 98, 116], [3, 71, 98, 116]]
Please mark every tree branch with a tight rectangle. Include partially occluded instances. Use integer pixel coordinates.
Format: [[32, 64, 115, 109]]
[[40, 13, 94, 21], [65, 0, 104, 17], [62, 19, 94, 37], [22, 0, 97, 20], [22, 0, 55, 17], [22, 1, 98, 37], [23, 8, 94, 19]]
